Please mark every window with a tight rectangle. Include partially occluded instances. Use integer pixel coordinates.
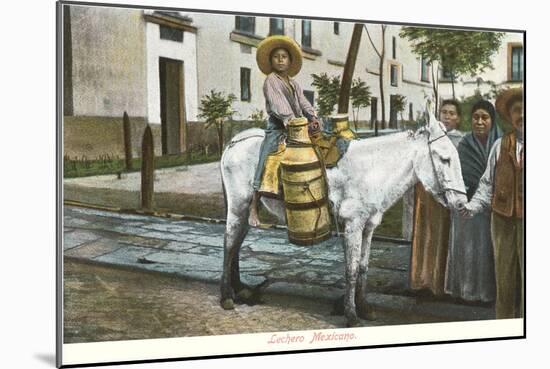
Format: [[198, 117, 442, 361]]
[[510, 46, 524, 81], [269, 18, 284, 35], [303, 90, 315, 106], [160, 25, 183, 42], [389, 94, 399, 128], [392, 36, 396, 59], [334, 22, 340, 35], [240, 68, 251, 101], [235, 16, 255, 34], [390, 64, 398, 87], [302, 20, 312, 48], [421, 56, 430, 82], [442, 65, 454, 80]]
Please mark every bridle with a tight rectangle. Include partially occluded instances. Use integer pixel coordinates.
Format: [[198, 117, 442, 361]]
[[426, 130, 467, 197]]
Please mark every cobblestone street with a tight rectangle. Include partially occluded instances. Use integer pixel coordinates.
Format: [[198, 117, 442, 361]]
[[63, 205, 493, 343]]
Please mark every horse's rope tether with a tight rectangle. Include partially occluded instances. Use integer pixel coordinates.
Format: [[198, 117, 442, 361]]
[[426, 131, 467, 197], [226, 134, 265, 150]]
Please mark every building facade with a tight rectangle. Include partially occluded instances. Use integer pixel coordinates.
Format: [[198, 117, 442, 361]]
[[63, 4, 523, 158], [438, 32, 524, 101]]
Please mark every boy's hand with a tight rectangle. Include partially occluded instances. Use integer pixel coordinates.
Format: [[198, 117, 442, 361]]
[[308, 119, 321, 134]]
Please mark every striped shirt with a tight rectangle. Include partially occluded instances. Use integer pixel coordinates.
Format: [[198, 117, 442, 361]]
[[263, 73, 317, 127]]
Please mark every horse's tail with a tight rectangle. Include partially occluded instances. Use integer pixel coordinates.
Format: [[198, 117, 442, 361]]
[[220, 164, 228, 221], [220, 128, 265, 219], [220, 146, 229, 221]]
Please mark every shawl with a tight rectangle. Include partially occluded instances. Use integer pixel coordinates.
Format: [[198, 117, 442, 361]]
[[457, 100, 502, 200]]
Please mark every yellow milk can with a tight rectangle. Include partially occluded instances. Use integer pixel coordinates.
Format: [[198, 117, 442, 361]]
[[331, 113, 357, 139], [280, 117, 331, 246]]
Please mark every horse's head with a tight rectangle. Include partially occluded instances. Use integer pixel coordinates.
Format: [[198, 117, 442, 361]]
[[414, 110, 467, 210]]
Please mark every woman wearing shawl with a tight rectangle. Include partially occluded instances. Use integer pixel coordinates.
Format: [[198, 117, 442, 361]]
[[445, 100, 501, 302], [409, 100, 463, 296]]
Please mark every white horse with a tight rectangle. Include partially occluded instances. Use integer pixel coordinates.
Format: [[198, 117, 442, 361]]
[[219, 111, 467, 327]]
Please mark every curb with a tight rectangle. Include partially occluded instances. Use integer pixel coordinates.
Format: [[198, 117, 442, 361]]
[[63, 200, 410, 245]]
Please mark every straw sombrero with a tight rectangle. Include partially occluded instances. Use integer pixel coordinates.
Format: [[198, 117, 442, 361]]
[[256, 35, 303, 77], [495, 88, 523, 123]]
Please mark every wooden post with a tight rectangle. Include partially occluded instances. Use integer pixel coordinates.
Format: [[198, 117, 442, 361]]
[[123, 111, 133, 171], [141, 125, 154, 211], [338, 23, 363, 114]]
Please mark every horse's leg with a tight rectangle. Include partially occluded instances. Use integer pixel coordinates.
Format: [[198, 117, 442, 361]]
[[343, 219, 365, 327], [220, 211, 249, 310], [230, 232, 256, 303], [355, 225, 377, 321], [356, 214, 382, 320]]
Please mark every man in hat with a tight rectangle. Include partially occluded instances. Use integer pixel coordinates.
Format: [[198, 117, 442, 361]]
[[459, 87, 524, 319], [249, 35, 320, 226]]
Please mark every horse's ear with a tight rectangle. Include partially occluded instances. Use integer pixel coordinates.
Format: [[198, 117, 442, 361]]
[[423, 99, 436, 128], [424, 106, 446, 135], [425, 110, 438, 130]]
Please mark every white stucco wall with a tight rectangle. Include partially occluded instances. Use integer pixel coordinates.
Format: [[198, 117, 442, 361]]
[[68, 6, 523, 128], [145, 21, 199, 124], [70, 6, 147, 117], [190, 12, 268, 122], [184, 15, 434, 125]]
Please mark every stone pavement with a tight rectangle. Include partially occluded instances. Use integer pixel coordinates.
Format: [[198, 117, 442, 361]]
[[63, 205, 494, 323], [63, 162, 225, 218]]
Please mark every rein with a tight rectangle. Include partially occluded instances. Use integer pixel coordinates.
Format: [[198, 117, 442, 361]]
[[226, 134, 265, 149], [426, 130, 467, 197]]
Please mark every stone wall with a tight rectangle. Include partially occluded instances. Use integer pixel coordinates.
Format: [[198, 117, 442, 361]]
[[63, 116, 266, 159]]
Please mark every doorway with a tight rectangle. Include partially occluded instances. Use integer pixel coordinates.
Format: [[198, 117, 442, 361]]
[[370, 97, 378, 129], [389, 94, 399, 129], [159, 57, 186, 155]]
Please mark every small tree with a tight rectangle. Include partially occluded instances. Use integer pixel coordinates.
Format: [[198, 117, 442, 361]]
[[350, 78, 371, 130], [399, 27, 504, 107], [198, 90, 237, 157], [392, 94, 407, 127], [311, 73, 341, 118], [248, 109, 266, 127]]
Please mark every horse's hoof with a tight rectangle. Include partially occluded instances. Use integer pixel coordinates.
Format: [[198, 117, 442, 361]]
[[331, 295, 345, 315], [236, 288, 255, 304], [221, 298, 235, 310], [358, 306, 377, 321], [357, 301, 377, 321], [346, 315, 362, 328]]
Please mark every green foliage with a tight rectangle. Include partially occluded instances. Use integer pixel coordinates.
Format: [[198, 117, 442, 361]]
[[312, 73, 372, 128], [350, 78, 372, 109], [198, 90, 237, 156], [392, 94, 407, 114], [311, 73, 341, 117], [350, 78, 371, 129], [375, 198, 403, 237], [248, 109, 266, 125], [198, 90, 237, 126], [399, 28, 504, 78], [63, 152, 219, 178]]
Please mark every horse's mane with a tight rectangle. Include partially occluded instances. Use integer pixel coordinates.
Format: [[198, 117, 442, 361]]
[[352, 130, 417, 149]]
